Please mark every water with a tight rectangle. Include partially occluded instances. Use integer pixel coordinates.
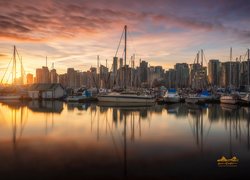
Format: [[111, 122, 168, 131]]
[[0, 101, 249, 179]]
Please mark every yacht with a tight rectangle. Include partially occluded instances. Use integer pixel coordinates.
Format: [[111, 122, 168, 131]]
[[163, 89, 180, 103], [97, 91, 155, 104], [185, 90, 212, 104], [66, 89, 96, 102], [220, 94, 239, 104], [240, 93, 250, 104]]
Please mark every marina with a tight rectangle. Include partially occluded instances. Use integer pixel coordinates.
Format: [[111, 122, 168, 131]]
[[0, 1, 250, 179]]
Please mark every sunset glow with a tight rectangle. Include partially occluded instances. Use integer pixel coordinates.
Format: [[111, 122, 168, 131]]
[[0, 0, 250, 78]]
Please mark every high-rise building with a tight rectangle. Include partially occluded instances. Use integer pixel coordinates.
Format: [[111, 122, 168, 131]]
[[67, 68, 76, 88], [113, 57, 118, 75], [26, 73, 33, 84], [119, 58, 123, 69], [36, 68, 43, 83], [208, 59, 220, 86], [139, 60, 148, 83], [42, 66, 50, 83], [174, 63, 189, 88], [220, 62, 230, 87], [165, 69, 176, 88], [35, 66, 50, 83], [50, 69, 58, 83], [59, 73, 67, 87]]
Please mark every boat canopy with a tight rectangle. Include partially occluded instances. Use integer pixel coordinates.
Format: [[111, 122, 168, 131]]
[[168, 88, 177, 93], [201, 90, 211, 96]]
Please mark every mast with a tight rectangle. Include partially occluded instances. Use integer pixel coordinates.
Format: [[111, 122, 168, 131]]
[[12, 45, 17, 85], [20, 56, 23, 85], [248, 48, 249, 86], [230, 47, 232, 88], [124, 25, 127, 90], [201, 49, 203, 67]]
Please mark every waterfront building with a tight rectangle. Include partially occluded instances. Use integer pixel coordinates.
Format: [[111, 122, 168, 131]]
[[119, 58, 123, 69], [165, 69, 176, 88], [113, 57, 118, 75], [28, 83, 65, 99], [50, 69, 58, 83], [208, 59, 220, 86], [58, 73, 67, 87], [26, 73, 34, 84], [67, 68, 76, 88], [36, 66, 50, 83], [220, 62, 230, 88], [139, 60, 148, 84], [175, 63, 189, 88]]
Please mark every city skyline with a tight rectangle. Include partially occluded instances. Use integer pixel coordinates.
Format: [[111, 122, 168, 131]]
[[0, 0, 250, 77]]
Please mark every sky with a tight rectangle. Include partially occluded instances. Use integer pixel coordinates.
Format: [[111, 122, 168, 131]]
[[0, 0, 250, 80]]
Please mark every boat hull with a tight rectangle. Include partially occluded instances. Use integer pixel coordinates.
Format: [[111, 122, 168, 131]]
[[220, 97, 238, 104], [97, 95, 155, 103], [163, 97, 180, 103], [0, 95, 21, 100]]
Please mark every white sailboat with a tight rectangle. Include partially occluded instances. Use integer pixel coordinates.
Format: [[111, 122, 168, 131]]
[[0, 46, 24, 100], [97, 25, 155, 104], [220, 47, 239, 104]]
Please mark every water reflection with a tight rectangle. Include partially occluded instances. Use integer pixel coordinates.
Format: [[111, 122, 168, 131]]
[[0, 101, 249, 179]]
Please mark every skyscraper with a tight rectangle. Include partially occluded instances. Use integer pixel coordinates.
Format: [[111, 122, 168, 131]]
[[139, 60, 148, 83], [208, 59, 220, 86], [174, 63, 189, 88], [67, 68, 76, 88], [26, 73, 33, 84], [113, 57, 118, 75]]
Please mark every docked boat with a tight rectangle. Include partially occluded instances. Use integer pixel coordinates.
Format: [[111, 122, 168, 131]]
[[163, 89, 180, 103], [240, 93, 250, 104], [0, 95, 21, 100], [97, 91, 155, 104], [66, 89, 96, 102], [220, 94, 239, 104], [185, 90, 213, 104]]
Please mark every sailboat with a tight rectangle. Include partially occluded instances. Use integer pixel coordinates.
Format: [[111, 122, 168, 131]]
[[220, 47, 239, 104], [0, 46, 25, 100], [97, 26, 155, 104]]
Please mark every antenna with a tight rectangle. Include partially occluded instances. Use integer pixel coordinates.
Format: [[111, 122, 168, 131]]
[[52, 62, 54, 69], [46, 56, 48, 67], [106, 59, 107, 68]]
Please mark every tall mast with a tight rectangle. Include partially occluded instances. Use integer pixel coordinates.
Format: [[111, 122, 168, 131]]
[[12, 45, 16, 85], [248, 48, 249, 86], [20, 56, 23, 85], [201, 49, 203, 67], [124, 25, 127, 89], [230, 47, 232, 88]]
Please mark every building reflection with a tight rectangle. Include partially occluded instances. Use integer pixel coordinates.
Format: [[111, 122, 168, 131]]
[[28, 100, 63, 114]]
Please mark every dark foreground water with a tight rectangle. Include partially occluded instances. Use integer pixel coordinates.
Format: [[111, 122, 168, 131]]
[[0, 100, 249, 179]]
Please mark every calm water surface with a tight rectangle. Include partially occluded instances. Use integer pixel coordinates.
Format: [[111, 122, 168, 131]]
[[0, 101, 249, 179]]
